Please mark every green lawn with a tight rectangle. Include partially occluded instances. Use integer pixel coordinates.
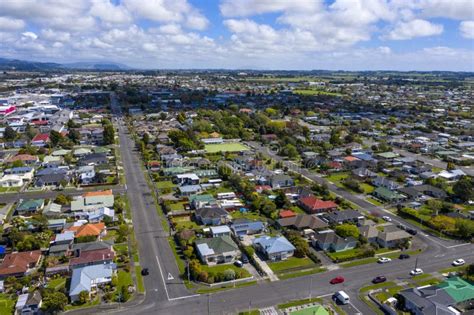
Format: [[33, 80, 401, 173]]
[[340, 257, 378, 268], [156, 181, 176, 189], [135, 266, 145, 293], [278, 267, 326, 280], [0, 187, 21, 193], [0, 294, 15, 315], [278, 297, 323, 309], [201, 264, 251, 278], [293, 89, 342, 96], [367, 197, 383, 206], [172, 218, 201, 230], [327, 248, 370, 262], [360, 281, 396, 293], [204, 143, 250, 153], [169, 202, 187, 211], [195, 280, 256, 294], [360, 183, 375, 194], [114, 244, 129, 256], [268, 257, 316, 273], [113, 270, 133, 300], [47, 276, 67, 290], [230, 210, 267, 222], [65, 297, 100, 311], [325, 172, 349, 187]]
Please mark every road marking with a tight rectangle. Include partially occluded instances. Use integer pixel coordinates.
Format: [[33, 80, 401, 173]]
[[168, 294, 200, 302], [447, 243, 472, 249], [349, 301, 363, 314], [155, 255, 170, 301], [167, 273, 174, 280]]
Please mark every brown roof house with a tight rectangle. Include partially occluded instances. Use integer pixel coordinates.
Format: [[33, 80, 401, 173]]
[[0, 250, 42, 278]]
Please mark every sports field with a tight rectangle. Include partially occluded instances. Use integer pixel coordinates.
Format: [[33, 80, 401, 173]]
[[204, 142, 250, 153]]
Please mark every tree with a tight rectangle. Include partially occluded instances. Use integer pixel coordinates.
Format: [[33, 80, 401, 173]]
[[223, 269, 236, 281], [335, 224, 360, 238], [4, 126, 17, 141], [103, 122, 115, 145], [67, 129, 81, 144], [25, 124, 36, 140], [274, 190, 290, 208], [54, 193, 71, 205], [455, 219, 474, 239], [446, 162, 456, 171], [281, 143, 298, 159], [78, 290, 90, 304], [42, 291, 68, 313], [117, 224, 129, 242], [143, 132, 150, 145], [453, 176, 474, 202], [50, 130, 63, 147], [286, 231, 309, 258], [429, 215, 456, 233]]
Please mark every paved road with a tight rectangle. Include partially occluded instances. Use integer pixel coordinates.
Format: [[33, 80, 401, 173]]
[[0, 185, 126, 204], [393, 148, 473, 176]]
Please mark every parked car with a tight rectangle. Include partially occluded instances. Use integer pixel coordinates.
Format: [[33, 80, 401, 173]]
[[397, 224, 407, 230], [407, 228, 418, 235], [382, 216, 392, 222], [234, 260, 243, 268], [333, 290, 350, 305], [141, 268, 149, 276], [410, 268, 423, 276], [241, 254, 249, 264], [452, 259, 465, 266], [399, 254, 410, 260], [372, 276, 387, 284], [330, 276, 345, 284], [378, 257, 392, 264]]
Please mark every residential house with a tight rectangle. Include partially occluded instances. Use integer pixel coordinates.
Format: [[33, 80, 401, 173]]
[[6, 154, 39, 165], [35, 168, 69, 187], [71, 190, 114, 212], [4, 166, 35, 181], [253, 235, 296, 261], [42, 202, 62, 217], [54, 231, 75, 245], [69, 247, 115, 268], [31, 133, 50, 147], [372, 176, 400, 190], [15, 291, 42, 315], [189, 194, 216, 209], [178, 185, 202, 197], [77, 165, 96, 184], [230, 219, 266, 236], [398, 277, 473, 315], [195, 207, 230, 225], [195, 235, 240, 265], [376, 224, 411, 248], [69, 263, 116, 302], [48, 244, 71, 257], [352, 167, 377, 180], [16, 199, 45, 215], [209, 225, 232, 238], [323, 210, 365, 225], [47, 219, 66, 231], [174, 173, 200, 186], [412, 184, 447, 199], [373, 187, 406, 203], [77, 153, 108, 166], [358, 224, 379, 244], [0, 174, 23, 187], [0, 251, 42, 278], [298, 195, 338, 214], [270, 174, 294, 189], [312, 230, 357, 252], [66, 222, 107, 241], [278, 214, 328, 231]]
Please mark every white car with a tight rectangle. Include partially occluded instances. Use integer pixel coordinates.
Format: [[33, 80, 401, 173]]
[[382, 216, 392, 222], [452, 259, 465, 266], [410, 268, 424, 276], [378, 257, 392, 264]]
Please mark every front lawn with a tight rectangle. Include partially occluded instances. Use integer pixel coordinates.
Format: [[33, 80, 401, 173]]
[[0, 294, 15, 315], [171, 217, 201, 230], [156, 181, 176, 189], [47, 276, 67, 290], [325, 172, 349, 187], [113, 270, 133, 300], [169, 202, 187, 212], [204, 143, 250, 153], [268, 257, 316, 273], [360, 183, 375, 194], [230, 210, 267, 222], [367, 197, 383, 206], [201, 264, 251, 278]]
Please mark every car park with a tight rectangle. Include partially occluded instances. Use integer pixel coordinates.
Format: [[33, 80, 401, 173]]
[[452, 259, 465, 266], [330, 276, 345, 284], [378, 257, 392, 263], [410, 268, 423, 276], [372, 276, 387, 284]]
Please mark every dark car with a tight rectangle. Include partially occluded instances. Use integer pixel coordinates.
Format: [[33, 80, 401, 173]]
[[372, 276, 387, 284], [141, 268, 149, 276], [241, 254, 249, 264], [399, 254, 410, 260], [330, 276, 345, 284], [407, 229, 418, 235]]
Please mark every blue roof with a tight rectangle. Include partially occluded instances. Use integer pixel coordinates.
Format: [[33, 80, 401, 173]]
[[232, 221, 264, 233], [70, 264, 116, 297], [352, 152, 374, 161], [0, 246, 5, 254], [253, 236, 295, 254]]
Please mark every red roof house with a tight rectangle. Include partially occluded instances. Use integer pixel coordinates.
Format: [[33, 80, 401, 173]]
[[279, 210, 297, 218], [298, 196, 338, 214], [0, 250, 42, 278]]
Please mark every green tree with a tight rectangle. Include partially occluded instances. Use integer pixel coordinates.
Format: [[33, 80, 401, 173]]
[[274, 190, 290, 208], [41, 291, 68, 313], [4, 126, 17, 141], [281, 143, 298, 159], [117, 224, 129, 242], [78, 290, 90, 304], [67, 129, 81, 144], [455, 219, 474, 239], [446, 162, 456, 171], [25, 124, 36, 140], [54, 193, 71, 205], [103, 122, 115, 145], [453, 176, 474, 202], [335, 224, 360, 238], [49, 130, 63, 147], [223, 269, 236, 281], [429, 215, 456, 232]]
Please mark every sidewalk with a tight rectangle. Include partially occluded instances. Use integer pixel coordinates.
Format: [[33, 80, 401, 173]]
[[253, 253, 279, 281]]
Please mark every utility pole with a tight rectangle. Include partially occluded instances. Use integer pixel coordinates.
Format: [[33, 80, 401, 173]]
[[414, 257, 419, 270], [186, 260, 190, 283], [309, 276, 313, 300], [207, 293, 210, 315]]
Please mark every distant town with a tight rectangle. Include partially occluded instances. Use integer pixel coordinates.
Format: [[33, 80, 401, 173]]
[[0, 70, 472, 315]]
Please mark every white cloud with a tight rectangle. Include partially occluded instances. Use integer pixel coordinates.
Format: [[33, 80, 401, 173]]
[[0, 17, 25, 31], [21, 32, 38, 40], [419, 0, 474, 20], [459, 21, 474, 39], [40, 29, 71, 42], [90, 0, 132, 24], [220, 0, 320, 17], [386, 19, 443, 40]]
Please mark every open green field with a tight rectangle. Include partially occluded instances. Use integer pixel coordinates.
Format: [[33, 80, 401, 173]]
[[293, 89, 342, 96], [268, 257, 316, 273], [156, 181, 176, 189], [201, 264, 251, 278], [204, 143, 250, 153]]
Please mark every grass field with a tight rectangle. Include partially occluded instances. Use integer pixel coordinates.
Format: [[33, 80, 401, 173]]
[[201, 264, 251, 278], [360, 183, 375, 194], [268, 257, 316, 273], [47, 276, 67, 290], [156, 181, 176, 189], [325, 172, 349, 187], [135, 266, 145, 293], [293, 89, 342, 96], [204, 143, 250, 153], [367, 197, 383, 206]]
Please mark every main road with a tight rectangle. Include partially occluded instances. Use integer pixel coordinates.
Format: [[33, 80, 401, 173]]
[[87, 100, 473, 315]]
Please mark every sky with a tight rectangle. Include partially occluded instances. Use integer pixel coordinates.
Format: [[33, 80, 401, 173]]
[[0, 0, 473, 71]]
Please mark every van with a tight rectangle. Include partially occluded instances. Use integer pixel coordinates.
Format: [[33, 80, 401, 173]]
[[334, 290, 350, 305]]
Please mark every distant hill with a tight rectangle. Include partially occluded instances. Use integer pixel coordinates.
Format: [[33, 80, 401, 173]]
[[0, 58, 131, 71]]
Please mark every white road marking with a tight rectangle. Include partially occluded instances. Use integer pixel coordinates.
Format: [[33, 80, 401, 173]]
[[447, 243, 472, 249], [167, 273, 174, 280], [168, 294, 200, 301], [349, 301, 363, 314], [155, 255, 170, 301]]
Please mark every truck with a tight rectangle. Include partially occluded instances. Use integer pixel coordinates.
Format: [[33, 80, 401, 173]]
[[334, 290, 350, 305]]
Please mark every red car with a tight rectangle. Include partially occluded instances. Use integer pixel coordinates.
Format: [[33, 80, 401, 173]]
[[330, 276, 345, 284]]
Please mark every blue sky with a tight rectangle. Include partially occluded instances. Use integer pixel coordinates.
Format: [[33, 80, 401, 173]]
[[0, 0, 473, 70]]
